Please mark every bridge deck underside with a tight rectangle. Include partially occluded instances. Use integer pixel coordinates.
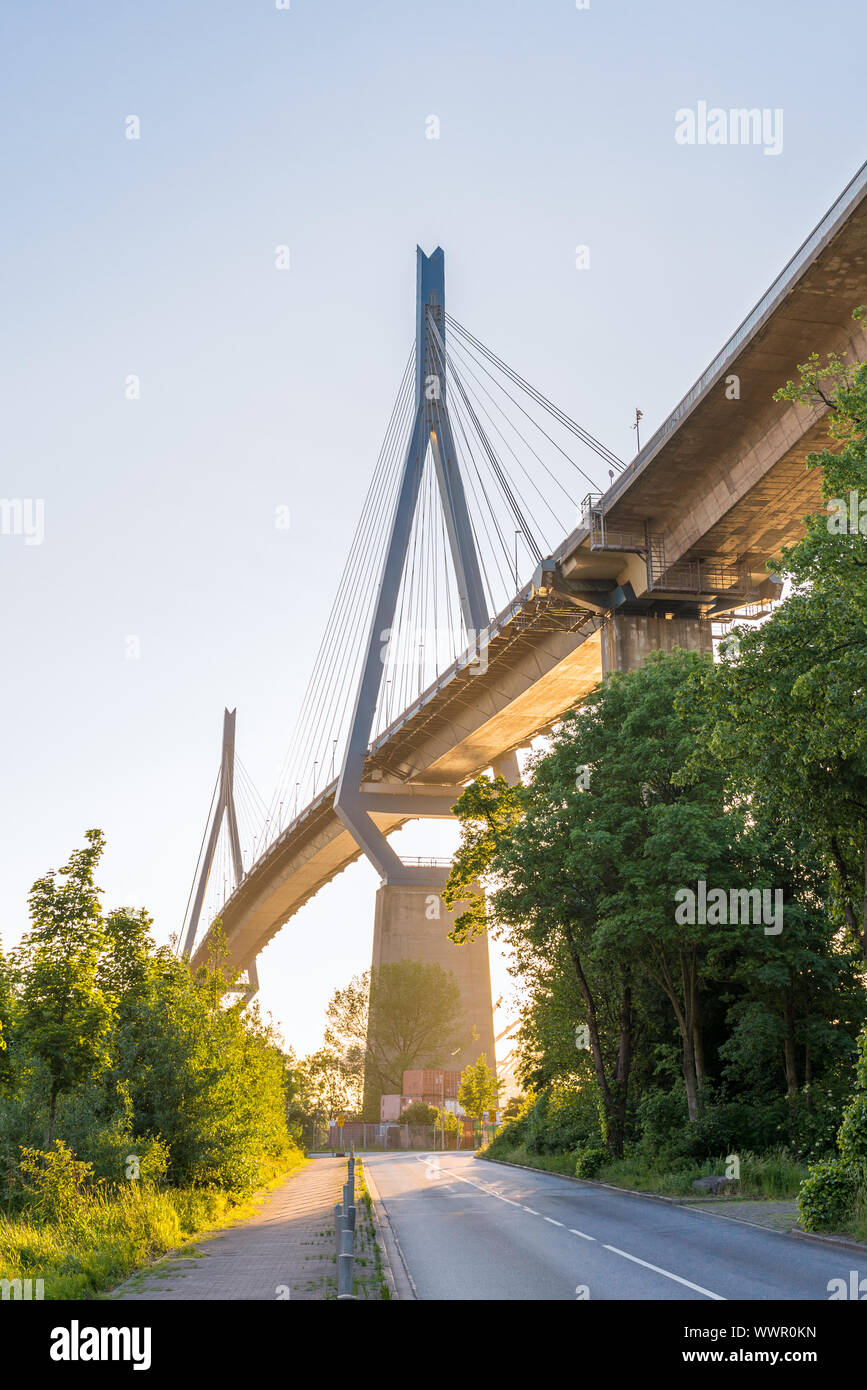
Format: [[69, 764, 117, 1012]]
[[191, 604, 605, 974]]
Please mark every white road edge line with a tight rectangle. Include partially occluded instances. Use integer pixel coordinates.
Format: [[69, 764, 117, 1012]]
[[411, 1156, 724, 1298], [602, 1244, 725, 1300]]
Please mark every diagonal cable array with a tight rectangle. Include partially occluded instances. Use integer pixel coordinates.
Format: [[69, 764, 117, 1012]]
[[259, 319, 622, 856], [182, 317, 625, 935]]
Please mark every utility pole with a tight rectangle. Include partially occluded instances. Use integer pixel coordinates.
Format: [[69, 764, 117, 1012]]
[[632, 407, 644, 453]]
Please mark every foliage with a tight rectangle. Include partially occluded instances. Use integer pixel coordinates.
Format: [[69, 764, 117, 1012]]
[[798, 1158, 859, 1232], [398, 1101, 439, 1126], [458, 1053, 501, 1120], [364, 960, 467, 1118], [574, 1146, 607, 1179], [1, 832, 301, 1213], [14, 830, 115, 1141]]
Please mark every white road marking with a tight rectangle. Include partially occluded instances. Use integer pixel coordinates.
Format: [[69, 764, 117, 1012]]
[[602, 1244, 725, 1300], [410, 1156, 724, 1299]]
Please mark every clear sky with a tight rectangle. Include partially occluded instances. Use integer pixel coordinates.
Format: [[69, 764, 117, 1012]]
[[1, 0, 864, 1058]]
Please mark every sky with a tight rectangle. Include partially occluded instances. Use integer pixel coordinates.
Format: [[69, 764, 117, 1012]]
[[1, 0, 865, 1058]]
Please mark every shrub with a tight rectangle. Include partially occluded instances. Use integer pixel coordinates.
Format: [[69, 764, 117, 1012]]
[[16, 1142, 95, 1224], [634, 1085, 691, 1160], [798, 1157, 859, 1232], [575, 1146, 607, 1180], [398, 1102, 438, 1126]]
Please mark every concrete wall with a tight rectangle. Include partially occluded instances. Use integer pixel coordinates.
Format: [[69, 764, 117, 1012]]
[[601, 612, 713, 674], [364, 880, 496, 1118]]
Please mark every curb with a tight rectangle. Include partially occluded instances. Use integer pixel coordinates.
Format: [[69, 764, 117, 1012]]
[[478, 1154, 867, 1257], [361, 1159, 417, 1301], [788, 1227, 867, 1257], [476, 1154, 683, 1208]]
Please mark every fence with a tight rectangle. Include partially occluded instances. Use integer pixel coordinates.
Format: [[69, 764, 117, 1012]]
[[328, 1121, 500, 1152]]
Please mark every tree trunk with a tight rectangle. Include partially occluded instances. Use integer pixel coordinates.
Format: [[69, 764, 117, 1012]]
[[564, 928, 631, 1156], [47, 1082, 58, 1147], [862, 830, 867, 963], [783, 994, 798, 1108], [804, 1044, 813, 1111], [609, 980, 633, 1158], [681, 1028, 700, 1124]]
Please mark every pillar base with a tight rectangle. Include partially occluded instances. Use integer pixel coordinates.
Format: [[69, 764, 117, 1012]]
[[363, 879, 496, 1120]]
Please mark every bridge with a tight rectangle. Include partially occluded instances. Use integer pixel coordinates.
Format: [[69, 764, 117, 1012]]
[[180, 159, 867, 1097]]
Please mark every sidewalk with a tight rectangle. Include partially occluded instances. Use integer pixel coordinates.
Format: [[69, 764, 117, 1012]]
[[110, 1157, 376, 1301]]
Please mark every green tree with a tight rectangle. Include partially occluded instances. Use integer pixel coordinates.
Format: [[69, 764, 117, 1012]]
[[688, 310, 867, 957], [458, 1054, 501, 1121], [364, 960, 467, 1118], [15, 830, 114, 1143], [0, 941, 14, 1095], [323, 970, 369, 1113]]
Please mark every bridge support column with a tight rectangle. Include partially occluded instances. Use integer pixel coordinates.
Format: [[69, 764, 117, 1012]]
[[601, 612, 713, 674], [363, 878, 496, 1121]]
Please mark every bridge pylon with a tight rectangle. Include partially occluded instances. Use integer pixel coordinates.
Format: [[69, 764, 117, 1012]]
[[335, 248, 498, 1106], [181, 708, 258, 1003], [335, 247, 489, 884]]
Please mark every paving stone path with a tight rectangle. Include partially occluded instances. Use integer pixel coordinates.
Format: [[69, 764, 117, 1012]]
[[110, 1157, 382, 1301], [681, 1197, 800, 1232]]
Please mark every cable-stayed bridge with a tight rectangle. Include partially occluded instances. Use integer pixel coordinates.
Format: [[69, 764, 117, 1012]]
[[179, 160, 867, 1083]]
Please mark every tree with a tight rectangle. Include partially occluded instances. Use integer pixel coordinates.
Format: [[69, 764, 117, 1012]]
[[688, 309, 867, 958], [0, 941, 14, 1096], [458, 1054, 500, 1121], [15, 830, 114, 1143], [447, 650, 746, 1136], [323, 971, 369, 1113], [363, 960, 467, 1118]]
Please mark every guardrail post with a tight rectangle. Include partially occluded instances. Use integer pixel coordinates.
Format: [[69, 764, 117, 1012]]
[[334, 1201, 343, 1264], [338, 1225, 355, 1300]]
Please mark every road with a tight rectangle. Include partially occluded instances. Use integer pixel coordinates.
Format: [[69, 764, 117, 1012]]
[[365, 1152, 852, 1300]]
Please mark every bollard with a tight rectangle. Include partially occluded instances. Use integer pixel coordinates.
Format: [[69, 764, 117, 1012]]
[[345, 1203, 356, 1233], [338, 1251, 355, 1299], [338, 1224, 355, 1300], [334, 1201, 343, 1263]]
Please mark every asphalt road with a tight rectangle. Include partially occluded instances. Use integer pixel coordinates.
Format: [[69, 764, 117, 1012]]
[[365, 1152, 854, 1301]]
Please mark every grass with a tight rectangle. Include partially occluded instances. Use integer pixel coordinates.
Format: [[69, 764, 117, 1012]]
[[355, 1160, 391, 1300], [0, 1149, 307, 1300], [480, 1144, 807, 1200]]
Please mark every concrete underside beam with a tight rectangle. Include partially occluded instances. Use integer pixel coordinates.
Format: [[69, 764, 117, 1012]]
[[601, 612, 713, 674]]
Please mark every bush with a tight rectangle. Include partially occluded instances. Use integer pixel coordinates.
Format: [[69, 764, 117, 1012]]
[[16, 1142, 94, 1224], [686, 1101, 779, 1159], [522, 1084, 602, 1156], [798, 1157, 859, 1232], [398, 1102, 439, 1126], [634, 1086, 690, 1161], [575, 1146, 607, 1180]]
